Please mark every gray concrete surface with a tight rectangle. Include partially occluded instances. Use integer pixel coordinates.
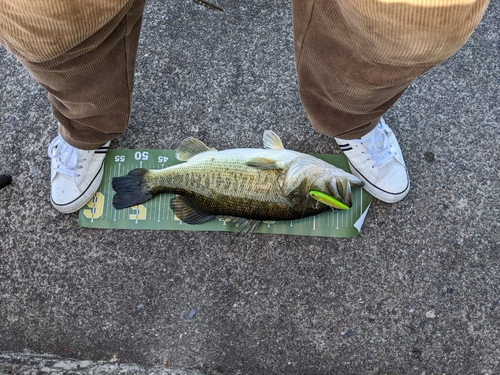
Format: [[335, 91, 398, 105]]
[[0, 1, 499, 374], [0, 351, 204, 375]]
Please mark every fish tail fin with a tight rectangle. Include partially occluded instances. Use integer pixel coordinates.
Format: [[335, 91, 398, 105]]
[[112, 169, 153, 209]]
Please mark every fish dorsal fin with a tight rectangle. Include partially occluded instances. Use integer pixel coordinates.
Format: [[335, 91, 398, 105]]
[[170, 195, 216, 224], [263, 130, 284, 150], [176, 137, 216, 161]]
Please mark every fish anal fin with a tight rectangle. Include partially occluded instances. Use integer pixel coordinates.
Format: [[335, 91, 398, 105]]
[[170, 195, 215, 224], [219, 216, 261, 233], [246, 157, 285, 170], [176, 137, 216, 161], [263, 130, 284, 150]]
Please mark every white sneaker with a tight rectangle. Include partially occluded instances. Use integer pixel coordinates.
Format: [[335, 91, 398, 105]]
[[47, 135, 109, 213], [335, 118, 409, 203]]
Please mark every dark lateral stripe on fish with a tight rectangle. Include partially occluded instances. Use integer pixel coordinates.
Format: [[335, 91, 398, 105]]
[[112, 169, 153, 209]]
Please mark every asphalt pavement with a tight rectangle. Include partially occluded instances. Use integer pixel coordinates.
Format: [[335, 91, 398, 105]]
[[1, 1, 499, 374]]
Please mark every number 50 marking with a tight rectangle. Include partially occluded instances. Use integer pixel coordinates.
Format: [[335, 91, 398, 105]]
[[134, 151, 149, 161]]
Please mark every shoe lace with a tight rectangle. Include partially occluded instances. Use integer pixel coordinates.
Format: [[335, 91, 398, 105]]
[[352, 121, 395, 168], [47, 135, 85, 177]]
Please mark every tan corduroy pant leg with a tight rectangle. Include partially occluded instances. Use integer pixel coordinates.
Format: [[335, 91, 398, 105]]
[[292, 0, 489, 139], [0, 0, 146, 150]]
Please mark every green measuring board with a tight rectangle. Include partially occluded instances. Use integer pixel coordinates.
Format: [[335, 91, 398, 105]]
[[78, 149, 372, 237]]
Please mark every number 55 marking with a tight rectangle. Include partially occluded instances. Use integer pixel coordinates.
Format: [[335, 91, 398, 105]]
[[83, 192, 105, 221]]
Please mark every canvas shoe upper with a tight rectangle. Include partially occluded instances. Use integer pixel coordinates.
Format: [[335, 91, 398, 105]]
[[47, 135, 109, 213], [334, 118, 409, 203]]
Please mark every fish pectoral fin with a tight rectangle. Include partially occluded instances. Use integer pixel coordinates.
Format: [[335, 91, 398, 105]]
[[246, 157, 285, 170], [328, 177, 352, 207], [220, 216, 261, 233], [176, 137, 216, 161], [170, 195, 215, 224], [336, 176, 352, 207], [263, 130, 285, 150]]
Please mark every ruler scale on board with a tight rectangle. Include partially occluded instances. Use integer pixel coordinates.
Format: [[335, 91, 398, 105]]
[[79, 149, 372, 237]]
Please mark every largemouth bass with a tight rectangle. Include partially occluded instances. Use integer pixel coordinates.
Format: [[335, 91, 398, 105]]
[[112, 131, 363, 232]]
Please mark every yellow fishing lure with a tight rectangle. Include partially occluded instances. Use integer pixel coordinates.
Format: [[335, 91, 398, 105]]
[[309, 190, 350, 210]]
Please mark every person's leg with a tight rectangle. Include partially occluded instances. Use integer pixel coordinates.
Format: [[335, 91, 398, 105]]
[[292, 0, 488, 202], [292, 0, 489, 139], [0, 0, 146, 213], [15, 0, 146, 150]]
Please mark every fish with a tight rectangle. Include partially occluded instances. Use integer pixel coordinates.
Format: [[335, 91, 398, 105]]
[[112, 130, 363, 232]]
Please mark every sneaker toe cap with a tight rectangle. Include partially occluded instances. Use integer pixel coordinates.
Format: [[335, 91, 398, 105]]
[[51, 170, 104, 213], [352, 160, 409, 203], [367, 169, 409, 202]]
